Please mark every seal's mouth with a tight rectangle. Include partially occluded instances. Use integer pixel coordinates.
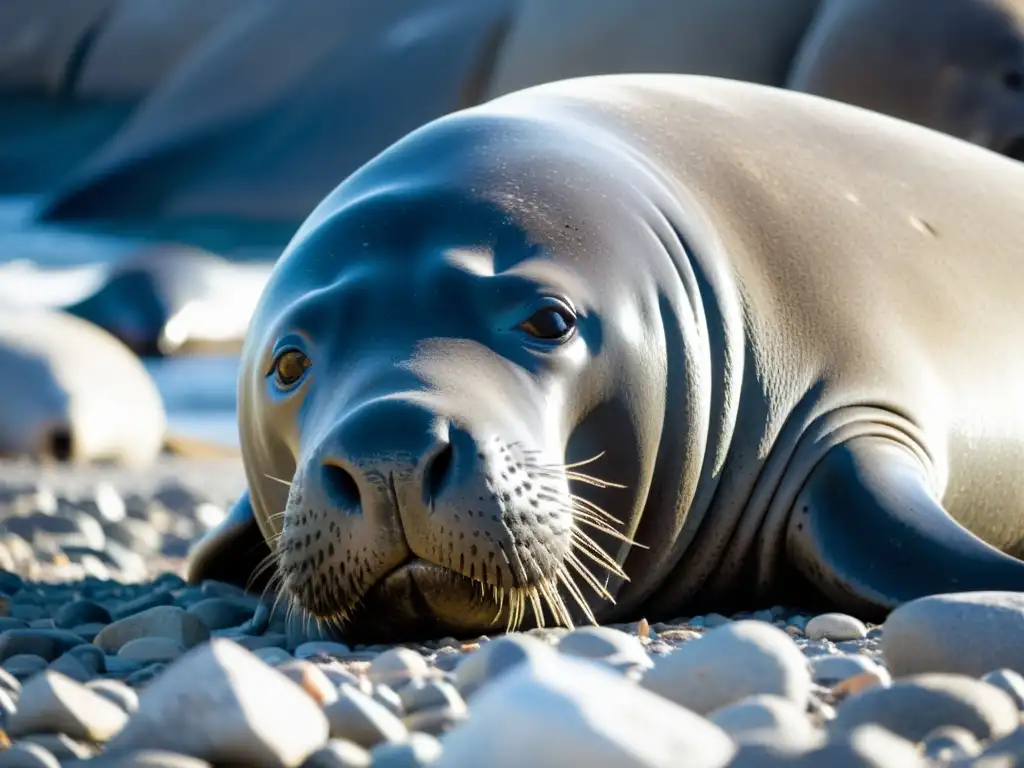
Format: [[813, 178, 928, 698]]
[[341, 557, 504, 644]]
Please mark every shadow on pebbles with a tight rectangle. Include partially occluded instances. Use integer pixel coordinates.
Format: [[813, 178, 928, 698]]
[[0, 475, 1022, 765]]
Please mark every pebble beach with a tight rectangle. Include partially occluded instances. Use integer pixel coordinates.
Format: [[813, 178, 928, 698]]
[[0, 460, 1022, 766]]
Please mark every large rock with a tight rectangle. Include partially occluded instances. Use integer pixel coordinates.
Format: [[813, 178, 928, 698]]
[[882, 591, 1024, 678], [438, 651, 736, 768], [641, 620, 812, 715], [103, 638, 329, 766]]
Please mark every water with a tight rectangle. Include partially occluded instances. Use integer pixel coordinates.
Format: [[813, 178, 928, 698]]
[[0, 195, 255, 450]]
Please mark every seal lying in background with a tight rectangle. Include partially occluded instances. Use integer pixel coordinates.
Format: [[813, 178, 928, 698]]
[[487, 0, 1024, 159], [0, 308, 167, 467], [788, 0, 1024, 159], [187, 73, 1024, 643]]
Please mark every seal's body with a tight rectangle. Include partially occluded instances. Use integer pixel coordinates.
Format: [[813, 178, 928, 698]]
[[188, 74, 1024, 642]]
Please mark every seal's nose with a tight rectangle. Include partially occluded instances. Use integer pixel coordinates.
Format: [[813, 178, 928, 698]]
[[318, 397, 454, 514]]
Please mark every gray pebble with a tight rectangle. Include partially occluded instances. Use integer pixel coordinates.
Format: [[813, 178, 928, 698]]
[[47, 652, 93, 683], [398, 679, 464, 714], [86, 678, 140, 714], [708, 694, 821, 748], [805, 613, 867, 642], [16, 733, 97, 760], [0, 619, 30, 633], [3, 655, 47, 679], [0, 629, 86, 662], [642, 620, 812, 715], [104, 655, 145, 675], [276, 660, 340, 706], [368, 648, 428, 688], [7, 670, 129, 742], [371, 684, 403, 716], [0, 664, 22, 695], [67, 644, 105, 674], [103, 519, 162, 555], [253, 647, 294, 665], [983, 668, 1024, 711], [53, 600, 111, 629], [234, 633, 290, 651], [370, 732, 443, 767], [556, 626, 653, 673], [831, 672, 1020, 742], [403, 705, 466, 736], [186, 598, 255, 631], [62, 749, 213, 767], [0, 742, 62, 767], [921, 725, 981, 761], [453, 633, 554, 700], [9, 606, 46, 623], [324, 684, 409, 749], [301, 739, 372, 767], [69, 623, 106, 643], [110, 590, 175, 621], [124, 662, 167, 688], [105, 639, 329, 765], [882, 591, 1024, 678], [296, 642, 353, 660], [439, 650, 736, 768], [118, 637, 186, 664], [94, 606, 210, 654], [810, 654, 890, 687]]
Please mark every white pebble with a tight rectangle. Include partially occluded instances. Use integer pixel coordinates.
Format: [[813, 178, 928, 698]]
[[805, 613, 867, 642]]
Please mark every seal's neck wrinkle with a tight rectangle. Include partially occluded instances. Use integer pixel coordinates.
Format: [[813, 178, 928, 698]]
[[618, 164, 748, 618]]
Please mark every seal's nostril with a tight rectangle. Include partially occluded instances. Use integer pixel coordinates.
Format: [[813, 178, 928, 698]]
[[424, 442, 455, 503], [1003, 136, 1024, 162], [322, 462, 361, 510]]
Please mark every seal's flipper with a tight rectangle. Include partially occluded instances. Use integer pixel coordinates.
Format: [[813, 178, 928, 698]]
[[185, 489, 272, 592], [787, 435, 1024, 621]]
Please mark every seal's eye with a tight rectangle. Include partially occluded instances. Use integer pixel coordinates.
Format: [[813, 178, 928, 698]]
[[271, 349, 311, 388], [518, 300, 576, 342]]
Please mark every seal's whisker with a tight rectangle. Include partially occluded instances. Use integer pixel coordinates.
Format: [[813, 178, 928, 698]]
[[264, 473, 292, 488], [570, 527, 630, 582], [569, 507, 650, 551], [564, 550, 616, 603], [556, 562, 599, 624], [540, 576, 575, 628], [528, 586, 545, 629], [564, 471, 628, 489], [569, 493, 627, 526], [531, 451, 608, 471]]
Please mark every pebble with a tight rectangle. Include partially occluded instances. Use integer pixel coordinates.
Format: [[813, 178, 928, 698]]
[[7, 670, 129, 742], [438, 650, 736, 768], [63, 749, 213, 767], [641, 620, 812, 714], [555, 625, 653, 673], [117, 637, 187, 664], [301, 740, 372, 767], [53, 600, 111, 629], [104, 638, 329, 766], [367, 648, 429, 688], [882, 591, 1024, 677], [983, 668, 1024, 710], [3, 655, 48, 679], [276, 660, 339, 706], [397, 679, 464, 714], [708, 694, 822, 749], [920, 724, 981, 761], [86, 679, 140, 714], [0, 742, 62, 767], [0, 630, 92, 662], [94, 606, 210, 654], [186, 598, 255, 631], [809, 653, 890, 687], [295, 642, 352, 661], [323, 684, 408, 749], [453, 633, 556, 700], [804, 613, 868, 642], [370, 733, 443, 767], [830, 672, 1020, 742]]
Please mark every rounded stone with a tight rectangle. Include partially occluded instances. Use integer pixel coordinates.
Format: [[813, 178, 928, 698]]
[[323, 684, 409, 749], [641, 620, 812, 714], [830, 672, 1020, 742], [982, 668, 1024, 711], [882, 591, 1024, 678], [810, 654, 891, 687], [93, 606, 210, 654], [367, 648, 429, 688], [117, 637, 186, 664], [805, 614, 868, 642], [708, 694, 821, 747], [453, 633, 556, 700], [556, 625, 653, 672], [300, 739, 372, 767], [52, 601, 111, 630], [921, 725, 981, 761], [370, 732, 443, 767]]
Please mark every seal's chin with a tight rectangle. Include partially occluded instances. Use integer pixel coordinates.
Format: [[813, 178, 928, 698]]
[[340, 558, 504, 644]]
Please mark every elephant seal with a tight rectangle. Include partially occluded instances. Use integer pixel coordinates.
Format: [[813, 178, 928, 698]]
[[38, 0, 515, 223], [187, 73, 1024, 644], [787, 0, 1024, 158], [0, 308, 167, 466]]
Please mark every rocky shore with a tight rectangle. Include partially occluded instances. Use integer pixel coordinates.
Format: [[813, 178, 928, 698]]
[[0, 462, 1022, 766]]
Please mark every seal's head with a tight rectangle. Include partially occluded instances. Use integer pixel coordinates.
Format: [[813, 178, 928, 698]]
[[788, 0, 1024, 159], [233, 93, 719, 643]]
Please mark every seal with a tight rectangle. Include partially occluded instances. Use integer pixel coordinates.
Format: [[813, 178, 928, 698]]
[[787, 0, 1024, 158], [0, 307, 167, 466], [187, 73, 1024, 644]]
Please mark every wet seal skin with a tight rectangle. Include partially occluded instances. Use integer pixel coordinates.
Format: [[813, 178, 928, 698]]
[[188, 73, 1024, 643]]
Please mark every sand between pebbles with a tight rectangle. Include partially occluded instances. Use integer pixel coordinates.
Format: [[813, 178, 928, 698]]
[[0, 461, 1023, 766]]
